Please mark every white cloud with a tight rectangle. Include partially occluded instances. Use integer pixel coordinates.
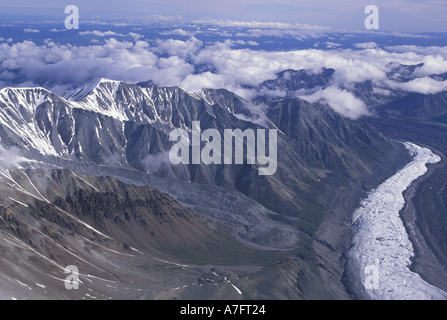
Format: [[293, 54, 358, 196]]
[[224, 40, 253, 46], [160, 29, 195, 37], [141, 151, 172, 174], [1, 35, 447, 120], [128, 32, 144, 41], [235, 28, 320, 40], [194, 18, 331, 40], [386, 77, 447, 94], [49, 28, 67, 33], [354, 42, 378, 49], [300, 86, 370, 120], [79, 30, 126, 37], [0, 146, 22, 169], [247, 41, 259, 46], [79, 30, 145, 42], [153, 37, 203, 59], [325, 41, 342, 49], [190, 42, 392, 89], [0, 39, 178, 92], [194, 18, 330, 31], [413, 54, 447, 77], [24, 28, 39, 33], [180, 71, 227, 91]]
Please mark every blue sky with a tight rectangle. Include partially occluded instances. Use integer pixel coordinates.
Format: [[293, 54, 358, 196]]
[[1, 0, 447, 32]]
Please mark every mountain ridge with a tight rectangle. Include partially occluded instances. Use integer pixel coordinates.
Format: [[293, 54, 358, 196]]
[[0, 76, 413, 300]]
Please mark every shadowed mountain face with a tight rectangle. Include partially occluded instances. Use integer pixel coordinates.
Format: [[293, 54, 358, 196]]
[[0, 77, 411, 300], [0, 169, 233, 299], [379, 91, 447, 123]]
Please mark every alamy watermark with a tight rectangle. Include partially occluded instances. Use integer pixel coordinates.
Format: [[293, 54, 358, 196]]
[[364, 5, 379, 30], [169, 121, 278, 176], [65, 5, 79, 30], [64, 265, 80, 290]]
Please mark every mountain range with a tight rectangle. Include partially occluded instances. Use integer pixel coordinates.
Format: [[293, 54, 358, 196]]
[[0, 63, 444, 299]]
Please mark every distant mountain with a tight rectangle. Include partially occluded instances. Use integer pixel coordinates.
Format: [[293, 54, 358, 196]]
[[430, 71, 447, 82], [251, 63, 429, 108], [258, 68, 335, 92], [378, 91, 447, 123], [385, 62, 424, 82]]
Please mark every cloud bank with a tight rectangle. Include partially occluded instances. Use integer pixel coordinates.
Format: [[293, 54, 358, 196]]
[[1, 29, 447, 120]]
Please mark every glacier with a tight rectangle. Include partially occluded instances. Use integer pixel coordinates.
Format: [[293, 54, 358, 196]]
[[349, 142, 447, 300]]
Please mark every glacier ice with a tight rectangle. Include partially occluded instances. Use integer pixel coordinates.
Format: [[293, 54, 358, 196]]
[[349, 142, 447, 300]]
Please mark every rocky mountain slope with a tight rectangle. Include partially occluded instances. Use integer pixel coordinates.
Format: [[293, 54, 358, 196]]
[[0, 76, 412, 299]]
